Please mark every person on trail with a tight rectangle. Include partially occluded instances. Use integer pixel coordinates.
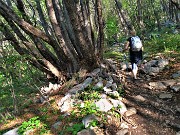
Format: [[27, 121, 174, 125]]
[[123, 30, 143, 80]]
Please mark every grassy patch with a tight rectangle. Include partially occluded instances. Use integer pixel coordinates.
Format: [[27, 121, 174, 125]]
[[144, 34, 180, 57]]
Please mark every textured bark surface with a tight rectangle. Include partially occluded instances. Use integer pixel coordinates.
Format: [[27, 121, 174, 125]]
[[0, 0, 101, 81]]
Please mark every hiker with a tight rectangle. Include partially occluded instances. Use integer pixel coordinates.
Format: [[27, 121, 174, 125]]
[[123, 30, 143, 80]]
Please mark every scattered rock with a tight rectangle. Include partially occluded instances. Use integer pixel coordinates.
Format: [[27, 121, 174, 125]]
[[58, 94, 72, 107], [178, 81, 180, 85], [105, 80, 113, 88], [168, 122, 180, 130], [109, 99, 127, 114], [146, 60, 158, 67], [149, 67, 160, 76], [146, 75, 151, 81], [24, 129, 34, 135], [107, 91, 120, 98], [58, 94, 75, 112], [112, 83, 118, 91], [134, 95, 146, 101], [120, 62, 131, 71], [77, 129, 96, 135], [40, 95, 49, 103], [162, 80, 177, 87], [149, 82, 167, 90], [52, 121, 62, 130], [103, 87, 112, 93], [69, 77, 93, 94], [170, 84, 180, 92], [120, 123, 129, 129], [159, 93, 173, 99], [176, 106, 180, 113], [142, 83, 151, 89], [60, 98, 74, 112], [95, 99, 113, 112], [142, 59, 169, 76], [176, 131, 180, 135], [100, 94, 107, 99], [116, 128, 128, 135], [94, 80, 104, 88], [3, 128, 19, 135], [82, 114, 98, 128], [88, 68, 101, 77], [157, 59, 169, 69], [54, 58, 177, 134], [172, 71, 180, 79], [40, 82, 62, 95], [125, 107, 137, 117]]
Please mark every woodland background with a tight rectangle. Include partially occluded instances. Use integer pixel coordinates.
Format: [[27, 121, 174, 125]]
[[0, 0, 179, 134]]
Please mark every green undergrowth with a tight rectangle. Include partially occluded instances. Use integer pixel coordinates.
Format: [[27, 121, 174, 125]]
[[0, 32, 179, 135], [104, 33, 180, 62], [143, 34, 180, 65], [18, 116, 50, 135], [58, 85, 124, 135], [0, 54, 45, 122]]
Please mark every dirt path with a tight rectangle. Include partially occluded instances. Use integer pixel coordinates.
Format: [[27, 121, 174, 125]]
[[121, 64, 180, 135]]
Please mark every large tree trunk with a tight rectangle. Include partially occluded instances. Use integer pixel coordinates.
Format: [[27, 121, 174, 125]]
[[0, 0, 101, 82], [96, 0, 104, 59]]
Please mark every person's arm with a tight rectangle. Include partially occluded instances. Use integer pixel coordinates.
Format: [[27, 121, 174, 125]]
[[140, 39, 144, 51], [123, 41, 130, 52], [141, 46, 144, 51]]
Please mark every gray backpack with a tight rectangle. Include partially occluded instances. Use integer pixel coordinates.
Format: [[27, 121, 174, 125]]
[[131, 36, 142, 51]]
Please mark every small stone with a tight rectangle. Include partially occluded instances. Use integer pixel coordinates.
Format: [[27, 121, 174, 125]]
[[3, 128, 19, 135], [112, 83, 118, 91], [172, 71, 180, 79], [176, 107, 180, 113], [165, 120, 170, 124], [52, 121, 62, 130], [82, 114, 98, 128], [91, 68, 101, 76], [107, 91, 119, 98], [157, 59, 169, 68], [103, 87, 112, 93], [170, 84, 180, 92], [149, 82, 167, 90], [100, 94, 107, 99], [40, 95, 49, 103], [95, 80, 103, 88], [159, 93, 173, 99], [149, 67, 160, 76], [116, 128, 128, 135], [95, 99, 113, 112], [109, 99, 127, 114], [120, 123, 129, 129], [134, 95, 146, 101], [125, 107, 137, 117], [176, 131, 180, 135], [24, 129, 34, 135], [77, 129, 96, 135], [162, 80, 176, 87]]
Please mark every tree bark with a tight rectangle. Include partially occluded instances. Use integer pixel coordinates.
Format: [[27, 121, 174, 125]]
[[63, 0, 98, 70], [96, 0, 104, 59], [0, 0, 100, 81]]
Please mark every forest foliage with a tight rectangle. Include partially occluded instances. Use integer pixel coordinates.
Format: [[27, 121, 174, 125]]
[[0, 1, 179, 132]]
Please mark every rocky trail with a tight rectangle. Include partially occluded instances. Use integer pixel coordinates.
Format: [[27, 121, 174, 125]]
[[1, 57, 180, 135], [121, 59, 180, 135]]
